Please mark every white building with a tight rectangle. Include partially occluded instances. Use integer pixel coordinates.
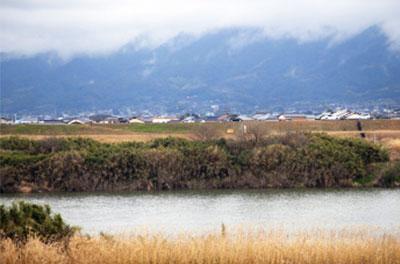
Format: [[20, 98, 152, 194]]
[[129, 117, 145, 124], [346, 113, 371, 120], [16, 117, 39, 124], [237, 115, 254, 121], [319, 109, 350, 120], [67, 119, 86, 125], [0, 117, 13, 124], [182, 116, 196, 123], [152, 117, 178, 123], [252, 113, 276, 121], [318, 109, 371, 120]]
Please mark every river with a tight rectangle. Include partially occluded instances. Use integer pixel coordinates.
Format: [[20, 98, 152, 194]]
[[1, 189, 399, 235]]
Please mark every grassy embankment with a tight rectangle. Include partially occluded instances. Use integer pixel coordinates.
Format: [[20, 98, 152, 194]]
[[1, 133, 398, 193]]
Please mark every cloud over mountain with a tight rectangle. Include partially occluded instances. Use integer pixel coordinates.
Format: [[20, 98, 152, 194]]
[[1, 0, 400, 58]]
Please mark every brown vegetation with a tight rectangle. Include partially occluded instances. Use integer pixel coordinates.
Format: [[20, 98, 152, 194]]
[[1, 229, 399, 264], [381, 138, 400, 160]]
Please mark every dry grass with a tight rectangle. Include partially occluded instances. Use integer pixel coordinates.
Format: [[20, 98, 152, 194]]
[[326, 130, 400, 140], [1, 229, 400, 264], [223, 120, 400, 133], [2, 130, 399, 143], [380, 138, 400, 160]]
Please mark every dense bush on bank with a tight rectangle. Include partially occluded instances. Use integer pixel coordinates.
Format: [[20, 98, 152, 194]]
[[0, 201, 76, 243], [0, 134, 396, 192]]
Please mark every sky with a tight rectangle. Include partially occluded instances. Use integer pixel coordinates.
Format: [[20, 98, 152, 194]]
[[1, 0, 400, 58]]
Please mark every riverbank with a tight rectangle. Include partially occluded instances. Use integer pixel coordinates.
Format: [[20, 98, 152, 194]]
[[1, 133, 398, 193], [2, 229, 400, 264]]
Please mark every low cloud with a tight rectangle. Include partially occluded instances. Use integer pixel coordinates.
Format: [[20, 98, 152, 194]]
[[1, 0, 399, 58]]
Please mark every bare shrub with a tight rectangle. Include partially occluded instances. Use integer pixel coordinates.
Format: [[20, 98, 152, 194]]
[[192, 124, 220, 141], [245, 122, 268, 143]]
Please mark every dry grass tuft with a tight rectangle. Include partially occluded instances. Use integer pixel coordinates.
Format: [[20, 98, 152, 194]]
[[378, 138, 400, 160], [1, 230, 399, 264]]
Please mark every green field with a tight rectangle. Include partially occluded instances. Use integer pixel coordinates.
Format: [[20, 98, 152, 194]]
[[0, 123, 193, 135], [116, 123, 193, 133], [0, 124, 110, 135]]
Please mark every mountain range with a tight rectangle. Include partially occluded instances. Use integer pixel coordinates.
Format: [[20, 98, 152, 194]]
[[1, 26, 400, 115]]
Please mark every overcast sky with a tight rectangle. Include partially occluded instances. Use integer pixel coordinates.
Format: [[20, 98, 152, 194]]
[[1, 0, 399, 58]]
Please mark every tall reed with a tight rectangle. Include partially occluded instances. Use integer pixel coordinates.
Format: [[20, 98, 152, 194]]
[[1, 229, 399, 264]]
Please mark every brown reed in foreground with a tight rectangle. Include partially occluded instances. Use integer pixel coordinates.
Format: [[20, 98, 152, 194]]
[[1, 230, 400, 264]]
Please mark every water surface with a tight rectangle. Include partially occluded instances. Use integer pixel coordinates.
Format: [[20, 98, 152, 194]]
[[1, 189, 399, 234]]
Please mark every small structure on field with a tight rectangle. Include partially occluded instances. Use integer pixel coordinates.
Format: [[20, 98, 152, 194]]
[[226, 128, 235, 134]]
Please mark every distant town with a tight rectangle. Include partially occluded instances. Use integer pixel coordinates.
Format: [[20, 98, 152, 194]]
[[2, 107, 400, 125]]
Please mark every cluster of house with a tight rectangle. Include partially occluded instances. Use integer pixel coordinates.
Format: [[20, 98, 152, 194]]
[[0, 109, 380, 125], [316, 109, 371, 120]]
